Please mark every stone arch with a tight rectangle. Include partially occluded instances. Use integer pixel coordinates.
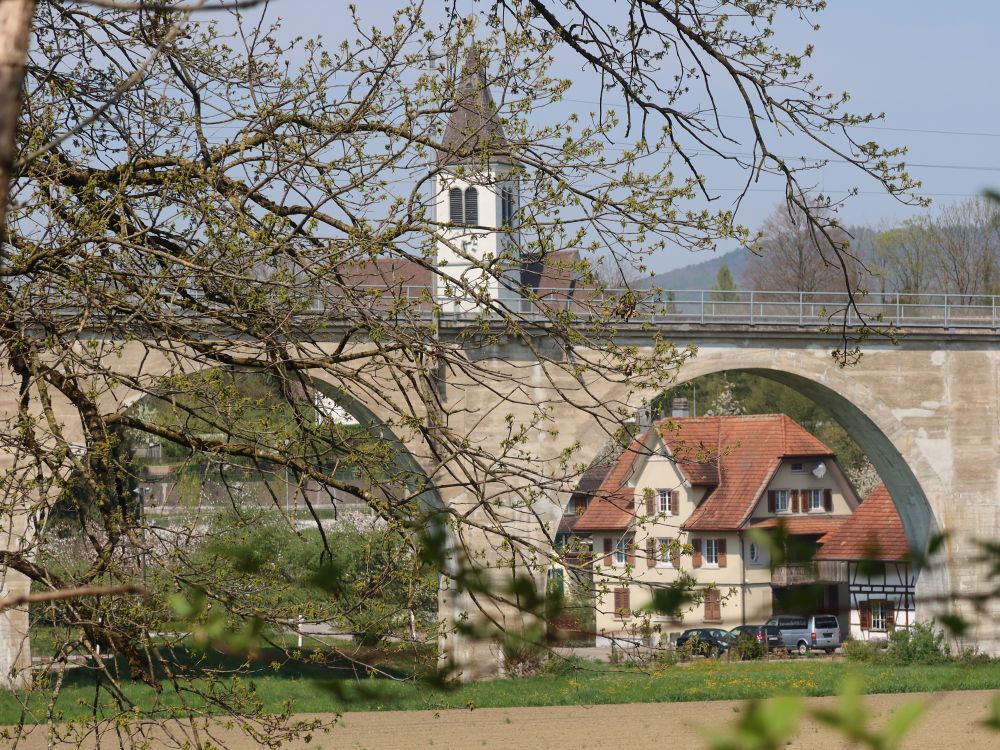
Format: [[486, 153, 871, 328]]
[[655, 346, 951, 616]]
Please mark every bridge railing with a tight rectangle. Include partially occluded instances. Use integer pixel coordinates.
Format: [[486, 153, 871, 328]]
[[317, 286, 1000, 330]]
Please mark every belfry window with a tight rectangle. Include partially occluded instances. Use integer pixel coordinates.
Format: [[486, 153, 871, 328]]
[[463, 187, 478, 225], [448, 186, 479, 226], [449, 187, 463, 223]]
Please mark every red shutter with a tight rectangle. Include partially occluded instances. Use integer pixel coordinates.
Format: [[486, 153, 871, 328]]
[[767, 490, 776, 514], [885, 601, 896, 631], [603, 537, 613, 566], [614, 587, 630, 615], [670, 541, 681, 568], [646, 537, 656, 568], [671, 490, 679, 515], [718, 538, 727, 568], [859, 601, 872, 629], [627, 538, 636, 567], [791, 490, 800, 513], [824, 488, 834, 512], [692, 538, 702, 568], [646, 493, 655, 516]]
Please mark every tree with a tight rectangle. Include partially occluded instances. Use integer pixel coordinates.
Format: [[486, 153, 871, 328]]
[[710, 263, 738, 303], [744, 202, 857, 293], [0, 2, 919, 746]]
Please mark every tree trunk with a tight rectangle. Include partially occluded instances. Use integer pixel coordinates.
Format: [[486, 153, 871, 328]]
[[0, 0, 35, 235]]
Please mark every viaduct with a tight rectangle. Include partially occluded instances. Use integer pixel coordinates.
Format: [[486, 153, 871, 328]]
[[1, 296, 999, 686]]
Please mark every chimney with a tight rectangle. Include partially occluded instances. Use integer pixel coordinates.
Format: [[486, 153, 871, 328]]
[[670, 397, 690, 418]]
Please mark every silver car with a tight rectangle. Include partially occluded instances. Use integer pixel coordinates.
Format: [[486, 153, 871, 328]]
[[765, 615, 810, 654], [807, 614, 842, 653]]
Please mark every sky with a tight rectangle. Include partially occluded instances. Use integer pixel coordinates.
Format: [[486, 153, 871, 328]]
[[205, 1, 1000, 273]]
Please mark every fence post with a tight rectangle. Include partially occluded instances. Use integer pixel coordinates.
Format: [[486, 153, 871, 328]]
[[700, 290, 705, 324], [994, 296, 997, 330], [749, 291, 754, 325], [944, 294, 949, 329], [799, 292, 804, 325]]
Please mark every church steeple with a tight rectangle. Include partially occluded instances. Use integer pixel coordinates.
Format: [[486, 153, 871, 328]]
[[437, 47, 510, 167], [433, 47, 519, 312]]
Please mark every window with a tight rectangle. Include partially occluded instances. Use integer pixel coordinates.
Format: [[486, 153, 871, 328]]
[[808, 489, 823, 511], [791, 462, 804, 474], [449, 187, 463, 223], [703, 589, 721, 622], [463, 187, 478, 225], [748, 542, 760, 564], [859, 600, 895, 632], [775, 489, 789, 513], [448, 186, 480, 226], [657, 489, 675, 515], [613, 587, 630, 616], [657, 538, 673, 568], [501, 186, 515, 226], [705, 538, 719, 567], [614, 537, 627, 565]]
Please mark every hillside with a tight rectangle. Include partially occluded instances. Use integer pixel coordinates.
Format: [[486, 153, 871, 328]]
[[637, 248, 751, 290]]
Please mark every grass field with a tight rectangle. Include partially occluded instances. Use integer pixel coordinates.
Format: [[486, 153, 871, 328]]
[[2, 648, 1000, 725]]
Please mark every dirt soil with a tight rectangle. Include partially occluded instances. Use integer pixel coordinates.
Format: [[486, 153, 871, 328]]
[[13, 690, 999, 749]]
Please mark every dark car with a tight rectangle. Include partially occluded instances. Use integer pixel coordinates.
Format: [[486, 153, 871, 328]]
[[730, 624, 784, 653], [675, 628, 732, 656]]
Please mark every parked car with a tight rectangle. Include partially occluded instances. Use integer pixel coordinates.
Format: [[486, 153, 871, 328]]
[[806, 614, 842, 653], [675, 628, 732, 656], [730, 624, 784, 653], [765, 615, 811, 655]]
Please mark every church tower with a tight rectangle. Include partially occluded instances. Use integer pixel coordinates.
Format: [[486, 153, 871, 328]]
[[434, 48, 520, 311]]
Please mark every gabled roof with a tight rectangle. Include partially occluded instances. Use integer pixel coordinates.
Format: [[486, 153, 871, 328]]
[[438, 48, 510, 166], [574, 414, 838, 533], [574, 434, 646, 532], [674, 415, 834, 531], [816, 483, 909, 561]]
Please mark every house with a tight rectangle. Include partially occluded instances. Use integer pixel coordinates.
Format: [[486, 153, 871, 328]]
[[815, 483, 915, 640], [573, 414, 861, 644]]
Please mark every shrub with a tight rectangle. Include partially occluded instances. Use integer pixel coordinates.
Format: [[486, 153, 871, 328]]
[[843, 637, 885, 663], [886, 621, 949, 665], [730, 632, 765, 661]]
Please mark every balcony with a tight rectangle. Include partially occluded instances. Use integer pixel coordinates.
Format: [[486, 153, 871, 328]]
[[771, 561, 847, 587]]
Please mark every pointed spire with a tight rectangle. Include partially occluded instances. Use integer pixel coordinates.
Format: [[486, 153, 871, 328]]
[[437, 47, 510, 166]]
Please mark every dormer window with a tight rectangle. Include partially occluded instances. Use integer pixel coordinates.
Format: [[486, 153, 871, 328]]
[[448, 186, 479, 226]]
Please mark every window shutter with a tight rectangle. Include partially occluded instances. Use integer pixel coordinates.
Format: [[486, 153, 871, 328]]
[[614, 587, 630, 615], [692, 538, 702, 568], [646, 537, 656, 568], [824, 488, 834, 512], [718, 538, 727, 568], [603, 537, 613, 566], [885, 601, 896, 631], [767, 490, 776, 514], [646, 493, 655, 516], [670, 541, 681, 569], [627, 539, 636, 567], [464, 187, 478, 226], [671, 490, 679, 515], [791, 490, 800, 513], [859, 601, 872, 629], [449, 187, 464, 224]]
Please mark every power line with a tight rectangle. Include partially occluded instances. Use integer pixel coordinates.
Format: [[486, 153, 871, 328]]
[[561, 97, 1000, 140]]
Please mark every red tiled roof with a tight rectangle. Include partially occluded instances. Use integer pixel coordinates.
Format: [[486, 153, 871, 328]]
[[815, 484, 909, 561], [574, 435, 646, 532], [750, 516, 850, 536], [574, 414, 838, 533], [678, 415, 835, 531]]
